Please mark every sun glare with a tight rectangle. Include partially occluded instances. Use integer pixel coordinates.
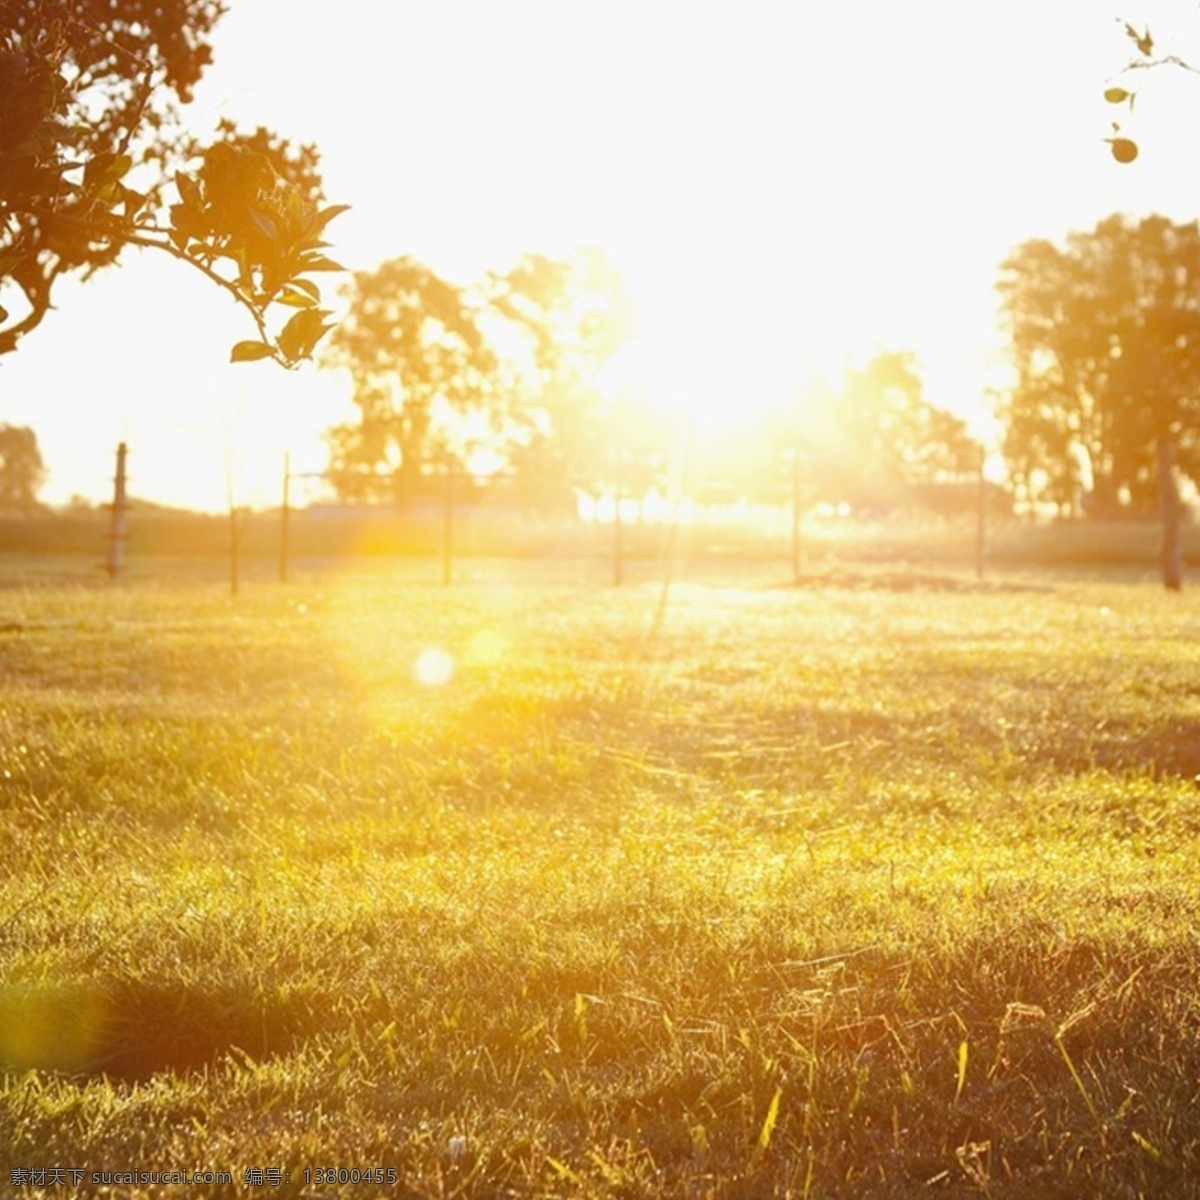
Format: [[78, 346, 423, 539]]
[[604, 257, 861, 448], [414, 647, 455, 687]]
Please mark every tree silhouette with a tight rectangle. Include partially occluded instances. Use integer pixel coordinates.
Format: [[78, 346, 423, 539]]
[[678, 356, 977, 522], [776, 353, 978, 515], [323, 258, 500, 505], [0, 424, 46, 509], [1000, 214, 1200, 588], [837, 353, 976, 493], [488, 248, 636, 512], [0, 0, 345, 365]]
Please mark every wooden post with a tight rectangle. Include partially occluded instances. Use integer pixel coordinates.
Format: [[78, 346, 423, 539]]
[[229, 504, 240, 598], [107, 441, 128, 581], [442, 453, 454, 586], [613, 451, 625, 587], [278, 453, 290, 583], [1158, 432, 1183, 591], [791, 442, 802, 584], [975, 443, 986, 582]]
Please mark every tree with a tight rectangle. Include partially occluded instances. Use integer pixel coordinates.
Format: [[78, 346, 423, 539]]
[[322, 258, 500, 505], [999, 214, 1200, 588], [676, 355, 978, 525], [0, 0, 345, 366], [488, 248, 637, 511], [786, 352, 978, 514], [838, 353, 977, 490], [323, 248, 639, 512], [0, 423, 46, 509]]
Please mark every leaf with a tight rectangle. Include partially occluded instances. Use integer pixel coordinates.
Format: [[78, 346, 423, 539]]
[[286, 277, 321, 302], [1104, 87, 1132, 103], [169, 203, 203, 239], [954, 1040, 969, 1102], [82, 155, 107, 187], [312, 203, 351, 233], [176, 172, 202, 209], [1108, 137, 1139, 164], [234, 247, 252, 287], [120, 186, 148, 217], [230, 341, 275, 363], [277, 288, 316, 308], [277, 307, 331, 361], [84, 152, 132, 187], [1123, 22, 1153, 56], [300, 254, 347, 273]]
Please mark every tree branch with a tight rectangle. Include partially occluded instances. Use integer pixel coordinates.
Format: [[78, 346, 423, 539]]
[[1123, 53, 1200, 76], [118, 226, 286, 365], [0, 300, 52, 357], [0, 258, 66, 358], [1, 207, 288, 365]]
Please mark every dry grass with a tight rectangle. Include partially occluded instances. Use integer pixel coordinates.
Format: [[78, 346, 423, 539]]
[[1, 560, 1198, 1197]]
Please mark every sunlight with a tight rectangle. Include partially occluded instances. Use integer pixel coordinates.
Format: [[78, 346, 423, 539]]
[[596, 340, 708, 429], [10, 0, 1200, 1188], [414, 647, 455, 687], [601, 256, 859, 446]]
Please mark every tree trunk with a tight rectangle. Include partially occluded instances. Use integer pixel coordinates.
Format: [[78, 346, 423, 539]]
[[1157, 432, 1183, 591]]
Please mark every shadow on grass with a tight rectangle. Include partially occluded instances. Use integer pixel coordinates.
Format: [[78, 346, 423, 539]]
[[0, 980, 315, 1082], [1038, 714, 1200, 782], [638, 702, 1200, 794]]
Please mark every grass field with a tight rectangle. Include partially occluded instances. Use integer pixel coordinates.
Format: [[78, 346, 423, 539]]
[[1, 559, 1199, 1197]]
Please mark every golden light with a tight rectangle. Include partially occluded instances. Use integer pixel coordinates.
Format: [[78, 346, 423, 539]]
[[599, 261, 854, 448], [0, 985, 111, 1071], [414, 648, 455, 687], [464, 630, 508, 668]]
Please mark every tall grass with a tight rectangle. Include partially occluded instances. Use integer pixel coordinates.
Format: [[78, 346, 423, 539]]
[[1, 561, 1198, 1196]]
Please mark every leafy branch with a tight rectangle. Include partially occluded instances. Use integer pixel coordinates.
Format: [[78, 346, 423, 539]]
[[1102, 12, 1200, 162], [0, 0, 346, 366]]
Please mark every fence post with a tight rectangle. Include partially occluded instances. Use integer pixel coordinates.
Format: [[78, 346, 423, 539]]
[[442, 454, 454, 586], [279, 452, 290, 583], [229, 503, 240, 598], [107, 442, 128, 581], [791, 442, 803, 584], [613, 451, 625, 587], [975, 444, 986, 581], [1158, 433, 1183, 591]]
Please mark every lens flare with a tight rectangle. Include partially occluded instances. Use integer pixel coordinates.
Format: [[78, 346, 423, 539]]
[[0, 985, 111, 1071], [465, 629, 508, 668], [414, 647, 455, 686]]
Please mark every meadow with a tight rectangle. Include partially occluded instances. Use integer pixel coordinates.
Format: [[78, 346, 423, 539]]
[[1, 557, 1198, 1198]]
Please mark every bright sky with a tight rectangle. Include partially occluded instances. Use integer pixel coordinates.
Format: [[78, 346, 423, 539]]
[[5, 0, 1200, 510]]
